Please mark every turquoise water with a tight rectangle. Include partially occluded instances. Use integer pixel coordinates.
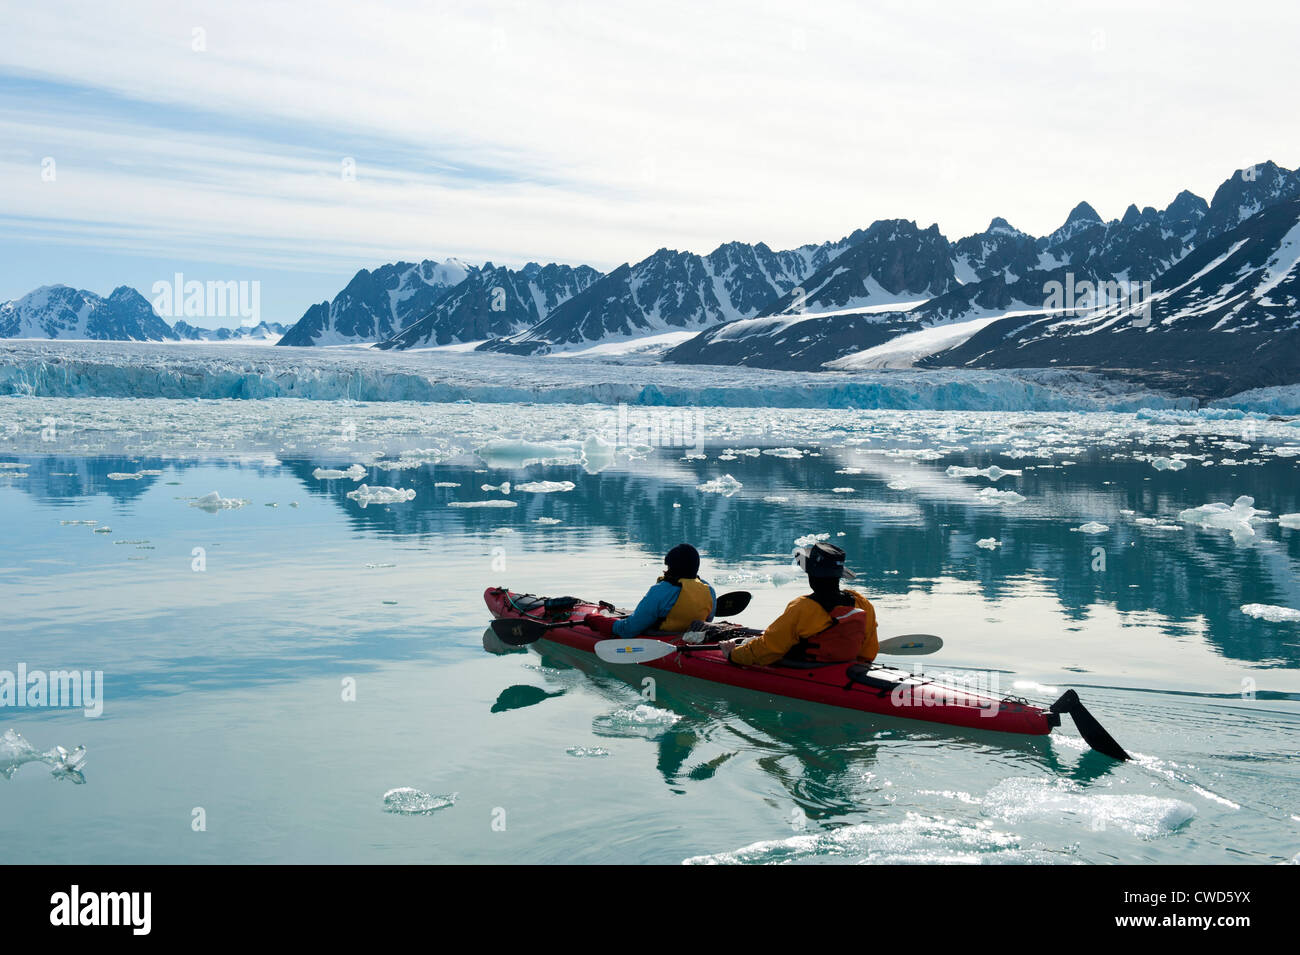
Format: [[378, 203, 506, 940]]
[[1, 400, 1298, 864]]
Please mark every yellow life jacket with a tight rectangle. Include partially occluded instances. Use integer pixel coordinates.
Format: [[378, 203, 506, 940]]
[[658, 577, 714, 633]]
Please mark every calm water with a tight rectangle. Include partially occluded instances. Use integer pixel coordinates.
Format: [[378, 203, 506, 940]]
[[1, 400, 1298, 864]]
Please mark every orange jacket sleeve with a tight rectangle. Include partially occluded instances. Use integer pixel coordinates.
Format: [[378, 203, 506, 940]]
[[728, 598, 807, 666], [729, 591, 879, 666]]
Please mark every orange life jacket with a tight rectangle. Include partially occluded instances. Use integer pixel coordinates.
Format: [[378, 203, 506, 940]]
[[792, 602, 868, 663]]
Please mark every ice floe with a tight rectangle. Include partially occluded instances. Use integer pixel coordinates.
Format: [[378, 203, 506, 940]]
[[382, 788, 457, 814], [190, 491, 248, 511], [1240, 604, 1300, 623], [346, 485, 416, 507]]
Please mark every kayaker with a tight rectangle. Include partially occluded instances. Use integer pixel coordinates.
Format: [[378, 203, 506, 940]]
[[718, 542, 877, 666], [582, 543, 716, 638]]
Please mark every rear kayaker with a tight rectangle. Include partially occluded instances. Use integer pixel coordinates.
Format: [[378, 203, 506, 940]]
[[483, 586, 1130, 758]]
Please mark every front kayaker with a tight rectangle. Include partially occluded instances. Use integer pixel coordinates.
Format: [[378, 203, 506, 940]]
[[719, 542, 877, 666], [582, 543, 716, 638]]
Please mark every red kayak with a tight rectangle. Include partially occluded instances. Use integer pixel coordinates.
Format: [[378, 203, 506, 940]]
[[484, 587, 1130, 756]]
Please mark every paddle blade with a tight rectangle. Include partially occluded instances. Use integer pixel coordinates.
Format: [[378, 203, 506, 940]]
[[594, 638, 678, 664], [878, 633, 943, 656], [714, 591, 751, 617], [490, 618, 549, 647], [1051, 689, 1130, 761]]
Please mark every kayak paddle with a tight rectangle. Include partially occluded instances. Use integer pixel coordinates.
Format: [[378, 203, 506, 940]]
[[490, 590, 753, 646], [593, 633, 942, 664]]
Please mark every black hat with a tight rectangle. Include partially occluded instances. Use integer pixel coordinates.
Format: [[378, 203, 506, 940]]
[[792, 541, 856, 580], [665, 543, 701, 579]]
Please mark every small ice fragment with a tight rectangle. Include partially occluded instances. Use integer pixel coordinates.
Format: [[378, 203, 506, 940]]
[[975, 488, 1025, 504], [591, 705, 682, 738], [1278, 514, 1300, 529], [697, 474, 742, 496], [515, 481, 575, 493], [346, 485, 416, 508], [434, 482, 461, 488], [762, 448, 804, 459], [832, 487, 855, 493], [886, 480, 911, 490], [581, 433, 617, 474], [794, 532, 830, 547], [946, 465, 1022, 480], [382, 788, 457, 815], [448, 500, 517, 508], [190, 491, 249, 512], [107, 471, 145, 480], [534, 517, 562, 525], [1150, 457, 1187, 471], [763, 495, 790, 503], [481, 482, 512, 494], [1240, 604, 1300, 623], [976, 538, 1002, 549], [566, 746, 611, 758], [1072, 522, 1109, 534], [313, 464, 366, 481]]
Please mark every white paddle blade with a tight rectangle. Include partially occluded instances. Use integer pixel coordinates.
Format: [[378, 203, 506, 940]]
[[878, 633, 943, 656], [594, 638, 678, 664]]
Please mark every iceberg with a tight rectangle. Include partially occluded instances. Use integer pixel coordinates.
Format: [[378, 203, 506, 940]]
[[346, 484, 416, 507]]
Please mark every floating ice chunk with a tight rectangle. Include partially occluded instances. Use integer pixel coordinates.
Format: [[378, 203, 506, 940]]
[[1271, 446, 1300, 457], [682, 452, 707, 461], [794, 532, 831, 548], [591, 704, 682, 738], [480, 482, 511, 494], [491, 528, 514, 535], [516, 481, 575, 493], [976, 538, 1002, 549], [92, 526, 111, 534], [1178, 495, 1267, 546], [1150, 457, 1187, 471], [447, 499, 517, 508], [733, 448, 761, 457], [832, 487, 855, 493], [672, 502, 681, 508], [946, 465, 1022, 480], [107, 471, 145, 480], [984, 778, 1194, 839], [1240, 604, 1300, 623], [0, 730, 86, 784], [697, 474, 742, 496], [1071, 522, 1109, 534], [313, 464, 366, 481], [763, 495, 790, 503], [382, 788, 457, 815], [581, 432, 617, 474], [190, 491, 248, 512], [1279, 514, 1300, 529], [975, 488, 1025, 504], [476, 439, 581, 468], [346, 484, 416, 507], [762, 448, 804, 458], [1134, 518, 1183, 530], [886, 480, 911, 490], [59, 519, 97, 526], [534, 517, 562, 525], [566, 746, 611, 758], [835, 467, 864, 475], [434, 482, 461, 488]]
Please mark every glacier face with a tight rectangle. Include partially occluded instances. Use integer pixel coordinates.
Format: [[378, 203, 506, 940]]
[[0, 340, 1202, 411]]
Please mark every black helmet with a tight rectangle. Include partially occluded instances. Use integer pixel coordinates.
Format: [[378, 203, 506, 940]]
[[665, 543, 701, 579], [792, 541, 856, 580]]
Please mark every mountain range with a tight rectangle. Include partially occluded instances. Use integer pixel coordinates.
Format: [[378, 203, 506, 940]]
[[4, 159, 1298, 397]]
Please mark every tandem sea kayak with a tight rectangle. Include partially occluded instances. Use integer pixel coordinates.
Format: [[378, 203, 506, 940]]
[[483, 587, 1130, 759]]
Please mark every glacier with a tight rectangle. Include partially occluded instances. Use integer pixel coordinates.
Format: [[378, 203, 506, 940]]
[[0, 340, 1211, 412]]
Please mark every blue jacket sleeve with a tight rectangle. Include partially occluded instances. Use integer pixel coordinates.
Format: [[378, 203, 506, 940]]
[[612, 581, 679, 638]]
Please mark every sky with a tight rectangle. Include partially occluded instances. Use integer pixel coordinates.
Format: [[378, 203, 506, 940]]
[[2, 0, 1298, 326]]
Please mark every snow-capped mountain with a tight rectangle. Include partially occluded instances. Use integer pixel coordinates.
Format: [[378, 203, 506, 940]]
[[667, 162, 1297, 375], [757, 220, 958, 317], [0, 286, 175, 341], [377, 262, 600, 349], [277, 258, 472, 347], [172, 320, 287, 343], [477, 237, 856, 355], [925, 197, 1300, 396]]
